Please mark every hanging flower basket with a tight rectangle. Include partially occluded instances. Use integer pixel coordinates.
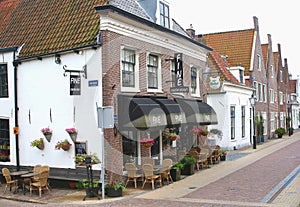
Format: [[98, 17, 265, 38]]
[[66, 128, 78, 142], [55, 139, 72, 151], [140, 138, 154, 148], [41, 127, 52, 142], [30, 138, 44, 150], [167, 133, 178, 141]]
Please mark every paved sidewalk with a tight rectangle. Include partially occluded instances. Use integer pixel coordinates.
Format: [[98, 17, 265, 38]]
[[0, 134, 299, 206]]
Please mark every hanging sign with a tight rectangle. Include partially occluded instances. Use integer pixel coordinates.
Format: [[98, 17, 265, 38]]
[[70, 75, 81, 95], [174, 53, 183, 87]]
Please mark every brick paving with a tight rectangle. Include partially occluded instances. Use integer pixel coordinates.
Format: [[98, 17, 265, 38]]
[[0, 134, 300, 207]]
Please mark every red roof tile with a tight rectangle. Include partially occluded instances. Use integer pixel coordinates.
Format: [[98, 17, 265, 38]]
[[203, 29, 255, 76], [0, 0, 107, 57]]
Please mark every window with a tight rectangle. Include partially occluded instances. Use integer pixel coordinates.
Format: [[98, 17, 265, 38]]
[[159, 1, 170, 28], [263, 84, 266, 102], [279, 92, 283, 105], [258, 83, 262, 101], [0, 119, 10, 162], [280, 70, 283, 82], [230, 106, 235, 140], [171, 60, 176, 87], [239, 69, 244, 84], [253, 81, 257, 98], [122, 134, 138, 165], [241, 106, 245, 137], [191, 67, 197, 94], [270, 112, 275, 132], [270, 65, 274, 78], [0, 64, 8, 98], [270, 89, 274, 103], [122, 49, 135, 87], [257, 54, 261, 71], [148, 54, 158, 89]]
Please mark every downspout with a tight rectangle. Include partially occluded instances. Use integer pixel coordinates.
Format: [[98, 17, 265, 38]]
[[12, 58, 20, 171]]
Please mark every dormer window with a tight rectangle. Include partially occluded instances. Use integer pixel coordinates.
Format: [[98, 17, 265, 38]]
[[159, 1, 170, 28]]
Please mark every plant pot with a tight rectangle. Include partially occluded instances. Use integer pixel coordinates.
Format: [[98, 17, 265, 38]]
[[168, 136, 177, 141], [69, 182, 76, 189], [181, 164, 194, 175], [220, 155, 226, 161], [37, 142, 44, 150], [85, 187, 99, 198], [62, 145, 70, 151], [69, 133, 77, 142], [106, 188, 122, 197], [44, 133, 52, 142], [143, 142, 153, 148], [170, 168, 181, 181], [277, 134, 283, 138]]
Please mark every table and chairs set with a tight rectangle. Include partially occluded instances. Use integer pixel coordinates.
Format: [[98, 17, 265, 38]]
[[1, 164, 51, 197], [124, 158, 173, 190]]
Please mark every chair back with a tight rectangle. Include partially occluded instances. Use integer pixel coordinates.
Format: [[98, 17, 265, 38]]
[[143, 157, 155, 166], [162, 159, 173, 168], [189, 150, 199, 160], [2, 168, 12, 182], [125, 163, 138, 177], [37, 170, 49, 186], [142, 164, 154, 178]]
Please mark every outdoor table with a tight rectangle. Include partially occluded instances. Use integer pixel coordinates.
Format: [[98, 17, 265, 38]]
[[20, 172, 40, 195], [10, 171, 30, 194]]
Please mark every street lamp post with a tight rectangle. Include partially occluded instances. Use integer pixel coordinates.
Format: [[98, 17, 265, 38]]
[[249, 94, 257, 149]]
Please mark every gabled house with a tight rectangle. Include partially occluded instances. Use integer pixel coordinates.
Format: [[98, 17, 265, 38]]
[[0, 0, 216, 181], [205, 51, 253, 150], [201, 16, 269, 145]]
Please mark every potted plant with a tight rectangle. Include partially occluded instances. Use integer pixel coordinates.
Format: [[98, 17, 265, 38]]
[[105, 180, 126, 197], [167, 133, 178, 141], [170, 162, 184, 181], [81, 179, 100, 198], [65, 127, 78, 142], [180, 156, 196, 175], [140, 138, 155, 148], [30, 138, 44, 150], [275, 127, 286, 138], [219, 149, 227, 161], [55, 139, 72, 151], [74, 153, 101, 166], [41, 127, 52, 142]]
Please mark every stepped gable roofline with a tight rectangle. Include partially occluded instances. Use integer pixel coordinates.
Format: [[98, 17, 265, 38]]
[[95, 4, 212, 51]]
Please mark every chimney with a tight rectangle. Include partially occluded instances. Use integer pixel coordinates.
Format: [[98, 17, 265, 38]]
[[186, 24, 195, 39], [253, 16, 259, 32]]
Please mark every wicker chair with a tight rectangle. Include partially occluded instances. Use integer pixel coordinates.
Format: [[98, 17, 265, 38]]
[[125, 163, 143, 188], [160, 159, 173, 184], [142, 164, 162, 190], [29, 170, 50, 197], [2, 168, 18, 193]]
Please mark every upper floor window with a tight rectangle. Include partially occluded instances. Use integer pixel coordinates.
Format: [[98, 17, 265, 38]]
[[159, 1, 170, 28], [262, 84, 266, 102], [257, 54, 261, 71], [0, 64, 8, 98], [121, 49, 136, 88], [191, 67, 197, 94], [148, 54, 159, 89], [279, 92, 283, 105], [280, 70, 283, 82], [239, 69, 244, 84], [270, 65, 274, 78], [269, 89, 274, 103], [253, 81, 257, 98]]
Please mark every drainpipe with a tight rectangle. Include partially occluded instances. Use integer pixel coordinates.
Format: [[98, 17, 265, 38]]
[[12, 59, 20, 171]]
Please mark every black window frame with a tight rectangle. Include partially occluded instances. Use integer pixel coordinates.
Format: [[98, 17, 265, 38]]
[[0, 64, 8, 98]]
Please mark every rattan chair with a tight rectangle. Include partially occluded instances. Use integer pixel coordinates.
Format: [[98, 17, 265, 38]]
[[125, 163, 143, 188], [142, 164, 162, 190], [2, 168, 18, 193], [160, 159, 173, 184], [29, 170, 50, 197]]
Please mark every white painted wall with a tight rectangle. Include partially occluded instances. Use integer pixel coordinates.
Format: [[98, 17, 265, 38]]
[[17, 48, 103, 169], [208, 83, 253, 150]]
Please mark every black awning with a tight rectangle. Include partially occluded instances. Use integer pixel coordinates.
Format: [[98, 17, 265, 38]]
[[153, 98, 186, 127], [118, 95, 167, 130], [175, 98, 218, 125]]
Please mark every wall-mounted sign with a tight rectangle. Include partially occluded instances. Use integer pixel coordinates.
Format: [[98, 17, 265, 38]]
[[174, 53, 183, 87], [88, 80, 98, 87], [70, 75, 81, 95], [170, 86, 189, 93]]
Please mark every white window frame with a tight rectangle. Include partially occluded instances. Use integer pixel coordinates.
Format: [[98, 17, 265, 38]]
[[190, 65, 200, 97], [120, 47, 140, 92], [270, 65, 274, 78], [263, 84, 266, 102], [269, 89, 274, 103], [147, 53, 162, 93], [279, 92, 283, 105], [159, 1, 170, 28], [257, 54, 261, 71]]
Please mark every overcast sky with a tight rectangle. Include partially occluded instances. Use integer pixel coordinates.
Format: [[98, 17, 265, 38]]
[[171, 0, 299, 78]]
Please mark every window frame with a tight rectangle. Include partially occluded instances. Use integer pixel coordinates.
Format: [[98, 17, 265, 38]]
[[0, 63, 8, 98], [159, 1, 170, 28], [230, 106, 235, 140]]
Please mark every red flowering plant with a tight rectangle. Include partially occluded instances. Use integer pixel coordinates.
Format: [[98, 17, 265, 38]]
[[55, 139, 72, 151], [139, 138, 155, 145], [190, 128, 209, 136], [65, 127, 77, 135], [41, 127, 52, 135]]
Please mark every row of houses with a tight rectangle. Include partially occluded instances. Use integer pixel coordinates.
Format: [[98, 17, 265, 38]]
[[0, 0, 298, 180]]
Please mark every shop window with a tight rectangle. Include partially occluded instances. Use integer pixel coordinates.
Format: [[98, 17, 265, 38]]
[[122, 135, 138, 165], [0, 119, 10, 162]]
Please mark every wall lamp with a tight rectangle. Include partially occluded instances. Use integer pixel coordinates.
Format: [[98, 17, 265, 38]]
[[63, 65, 87, 79], [55, 54, 61, 64]]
